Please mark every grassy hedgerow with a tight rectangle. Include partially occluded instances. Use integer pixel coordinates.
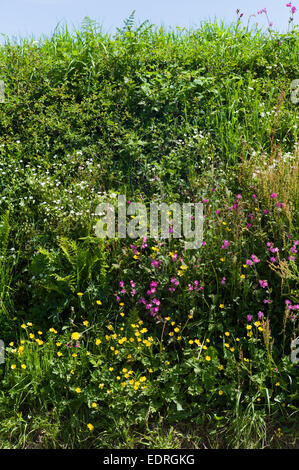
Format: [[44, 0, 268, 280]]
[[0, 13, 298, 448]]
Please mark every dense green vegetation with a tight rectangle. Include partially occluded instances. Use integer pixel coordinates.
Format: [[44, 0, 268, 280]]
[[0, 15, 298, 448]]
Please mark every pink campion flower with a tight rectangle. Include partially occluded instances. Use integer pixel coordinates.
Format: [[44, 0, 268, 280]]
[[188, 284, 194, 291], [270, 257, 277, 262], [252, 194, 256, 198], [286, 3, 292, 7], [131, 289, 137, 295], [248, 213, 254, 219], [141, 237, 147, 249], [292, 6, 297, 13], [264, 209, 269, 214], [294, 240, 299, 245], [257, 10, 262, 14], [130, 244, 138, 253], [221, 240, 230, 249], [202, 198, 209, 203], [202, 241, 206, 246], [221, 277, 226, 285], [285, 299, 292, 306], [270, 192, 277, 198], [251, 254, 260, 263], [247, 223, 252, 228], [153, 298, 160, 306], [138, 297, 146, 304], [262, 8, 267, 12], [169, 287, 175, 292], [120, 281, 125, 287], [291, 304, 299, 310], [259, 280, 268, 288], [130, 280, 136, 287], [236, 194, 242, 199], [247, 315, 253, 322], [121, 289, 126, 294], [290, 246, 297, 253], [246, 259, 253, 266], [233, 203, 238, 210], [116, 295, 121, 302], [258, 311, 264, 319], [150, 281, 159, 287], [151, 259, 160, 268], [263, 299, 272, 304], [288, 256, 296, 261], [216, 209, 220, 214]]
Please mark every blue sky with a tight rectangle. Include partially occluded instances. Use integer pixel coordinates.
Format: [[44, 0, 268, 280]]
[[0, 0, 297, 41]]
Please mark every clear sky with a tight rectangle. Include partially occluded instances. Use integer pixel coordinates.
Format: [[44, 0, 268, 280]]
[[0, 0, 297, 42]]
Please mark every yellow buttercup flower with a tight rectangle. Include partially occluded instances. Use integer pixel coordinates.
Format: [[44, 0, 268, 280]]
[[75, 387, 81, 393], [77, 292, 84, 296], [87, 423, 94, 431], [71, 332, 80, 340], [96, 300, 102, 305]]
